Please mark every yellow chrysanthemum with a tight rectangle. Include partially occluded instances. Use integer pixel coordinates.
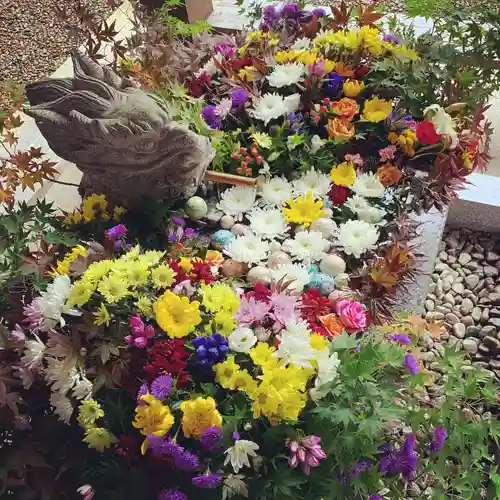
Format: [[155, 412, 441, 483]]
[[212, 310, 237, 336], [362, 96, 393, 123], [64, 210, 83, 225], [310, 333, 329, 351], [113, 206, 127, 221], [151, 264, 176, 289], [330, 161, 357, 187], [133, 394, 174, 437], [276, 388, 307, 421], [67, 280, 95, 308], [178, 257, 201, 273], [120, 245, 141, 262], [83, 260, 113, 283], [97, 274, 129, 303], [231, 369, 258, 394], [180, 397, 222, 439], [238, 66, 260, 81], [251, 132, 272, 149], [50, 244, 87, 277], [249, 343, 278, 368], [249, 382, 282, 419], [201, 283, 240, 313], [83, 427, 117, 452], [214, 357, 241, 390], [282, 191, 326, 228], [139, 250, 166, 268], [93, 303, 111, 327], [343, 79, 365, 98], [78, 399, 105, 428], [82, 194, 108, 222], [154, 290, 201, 338], [123, 262, 150, 288], [135, 295, 154, 318]]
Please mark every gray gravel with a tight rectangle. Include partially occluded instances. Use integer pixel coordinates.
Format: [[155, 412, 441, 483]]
[[0, 0, 111, 107]]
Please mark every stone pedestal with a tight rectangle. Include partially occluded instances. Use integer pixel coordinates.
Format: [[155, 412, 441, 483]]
[[140, 0, 213, 22]]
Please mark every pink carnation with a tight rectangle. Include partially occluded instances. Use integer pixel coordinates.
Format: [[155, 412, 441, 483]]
[[379, 145, 397, 162], [344, 153, 364, 167], [335, 299, 367, 333]]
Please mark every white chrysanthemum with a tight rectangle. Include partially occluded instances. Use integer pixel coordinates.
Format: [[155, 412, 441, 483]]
[[269, 263, 310, 292], [72, 375, 93, 400], [225, 234, 270, 265], [45, 358, 78, 394], [50, 391, 74, 423], [217, 186, 257, 221], [351, 172, 385, 198], [274, 320, 316, 368], [337, 220, 379, 258], [20, 335, 45, 371], [259, 176, 294, 207], [267, 62, 305, 88], [223, 474, 249, 500], [357, 205, 383, 224], [310, 350, 341, 400], [283, 230, 327, 262], [248, 208, 290, 239], [293, 169, 331, 198], [34, 275, 72, 331], [345, 194, 371, 214], [228, 327, 258, 353], [291, 37, 312, 50], [224, 440, 260, 473], [250, 93, 300, 125]]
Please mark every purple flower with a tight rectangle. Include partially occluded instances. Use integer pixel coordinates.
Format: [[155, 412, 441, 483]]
[[369, 496, 382, 500], [383, 33, 402, 45], [183, 228, 197, 239], [137, 382, 149, 401], [378, 434, 418, 481], [193, 334, 228, 368], [201, 105, 222, 130], [312, 7, 327, 17], [192, 473, 222, 489], [263, 5, 278, 23], [105, 223, 127, 239], [349, 461, 372, 477], [215, 43, 236, 59], [231, 88, 249, 107], [308, 59, 328, 78], [171, 216, 185, 227], [324, 72, 345, 96], [281, 3, 301, 17], [173, 449, 200, 471], [390, 334, 412, 345], [157, 489, 187, 500], [151, 375, 173, 400], [429, 426, 447, 452], [200, 426, 222, 452], [404, 354, 420, 375], [146, 435, 183, 458]]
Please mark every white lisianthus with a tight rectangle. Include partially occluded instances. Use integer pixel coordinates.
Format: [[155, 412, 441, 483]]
[[216, 186, 257, 221], [224, 440, 260, 473], [228, 327, 258, 353], [283, 230, 328, 262], [250, 93, 300, 124], [351, 173, 385, 198], [274, 320, 316, 368], [310, 350, 341, 400], [267, 62, 305, 88], [248, 208, 290, 239], [225, 234, 270, 265], [259, 176, 294, 207], [290, 37, 311, 50], [293, 169, 331, 198], [424, 104, 458, 147], [269, 263, 311, 292], [337, 220, 379, 258]]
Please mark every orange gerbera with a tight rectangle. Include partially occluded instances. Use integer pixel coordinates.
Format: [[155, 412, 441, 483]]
[[318, 314, 344, 337]]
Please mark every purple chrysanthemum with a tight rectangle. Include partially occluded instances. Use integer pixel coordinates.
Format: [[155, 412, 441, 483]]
[[192, 473, 222, 489], [281, 3, 301, 17], [106, 223, 127, 239], [183, 228, 197, 239], [157, 489, 187, 500], [200, 426, 222, 452], [312, 7, 326, 17], [173, 449, 200, 471], [231, 88, 249, 107], [378, 434, 418, 481], [429, 426, 447, 452], [151, 375, 173, 400], [201, 105, 222, 130], [137, 382, 149, 401], [390, 334, 412, 345], [404, 354, 420, 375]]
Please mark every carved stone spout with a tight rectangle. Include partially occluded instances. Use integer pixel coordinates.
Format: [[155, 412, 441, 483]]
[[24, 51, 215, 206]]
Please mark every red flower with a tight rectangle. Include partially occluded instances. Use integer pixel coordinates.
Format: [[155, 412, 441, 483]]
[[328, 184, 351, 206], [143, 339, 190, 387], [308, 322, 330, 337], [244, 283, 272, 303], [168, 259, 190, 285], [191, 261, 216, 284], [115, 434, 139, 459], [355, 66, 370, 77], [301, 288, 331, 323], [416, 121, 441, 145]]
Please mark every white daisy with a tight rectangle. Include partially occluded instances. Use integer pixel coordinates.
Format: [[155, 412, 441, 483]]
[[250, 93, 300, 125], [225, 234, 270, 265], [282, 230, 327, 262], [269, 262, 310, 292], [248, 208, 290, 239], [259, 176, 294, 207], [228, 327, 258, 353], [217, 186, 257, 221], [50, 391, 74, 423], [293, 169, 331, 198], [337, 220, 379, 258], [290, 37, 311, 50], [351, 172, 385, 198], [224, 440, 260, 473], [267, 62, 305, 88], [274, 320, 316, 368]]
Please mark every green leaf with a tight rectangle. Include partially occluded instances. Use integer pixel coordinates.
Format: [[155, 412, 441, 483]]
[[330, 332, 359, 351]]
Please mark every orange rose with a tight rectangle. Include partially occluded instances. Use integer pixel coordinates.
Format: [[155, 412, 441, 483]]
[[318, 314, 344, 337], [327, 118, 355, 142], [331, 98, 359, 122], [377, 164, 402, 187]]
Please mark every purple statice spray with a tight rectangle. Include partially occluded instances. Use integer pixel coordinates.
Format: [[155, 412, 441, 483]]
[[404, 353, 420, 375], [157, 489, 187, 500], [192, 473, 222, 489], [200, 426, 222, 453], [378, 434, 418, 481], [429, 426, 447, 452]]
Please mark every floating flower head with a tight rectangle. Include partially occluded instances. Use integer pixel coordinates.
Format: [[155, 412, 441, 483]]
[[293, 169, 331, 198], [337, 220, 379, 258], [269, 263, 311, 292], [283, 230, 328, 262], [154, 291, 201, 338], [225, 233, 270, 265], [83, 427, 117, 452], [282, 191, 326, 228], [259, 176, 294, 207], [224, 439, 260, 473], [343, 79, 365, 98], [351, 172, 385, 198], [217, 186, 257, 220], [248, 208, 290, 239], [250, 93, 300, 125]]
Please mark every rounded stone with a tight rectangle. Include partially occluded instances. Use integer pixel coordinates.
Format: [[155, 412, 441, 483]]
[[221, 259, 248, 277], [309, 272, 335, 295], [334, 273, 350, 288], [319, 254, 346, 277], [460, 298, 474, 315], [443, 293, 455, 305], [463, 338, 479, 353], [247, 265, 270, 285], [185, 196, 208, 220], [458, 252, 472, 265], [425, 299, 435, 312], [452, 323, 466, 339], [445, 313, 460, 325], [310, 218, 337, 238], [471, 307, 482, 322], [211, 229, 235, 250], [231, 223, 248, 236], [462, 315, 475, 327], [465, 274, 480, 289], [484, 265, 499, 277], [267, 251, 292, 270], [452, 282, 464, 294], [219, 214, 235, 229]]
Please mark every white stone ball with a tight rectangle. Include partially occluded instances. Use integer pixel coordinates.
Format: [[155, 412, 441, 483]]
[[220, 215, 235, 229], [311, 218, 337, 239], [267, 251, 292, 269], [319, 254, 346, 277], [231, 223, 248, 236], [185, 196, 208, 220], [334, 272, 350, 288], [247, 265, 270, 285]]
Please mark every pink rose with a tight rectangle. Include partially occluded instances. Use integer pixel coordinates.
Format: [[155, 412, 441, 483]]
[[335, 299, 367, 333]]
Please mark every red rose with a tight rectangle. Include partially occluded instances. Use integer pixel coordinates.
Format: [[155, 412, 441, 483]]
[[416, 121, 441, 145]]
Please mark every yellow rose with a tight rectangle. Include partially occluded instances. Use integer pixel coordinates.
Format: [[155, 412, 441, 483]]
[[327, 118, 355, 142], [343, 79, 365, 98]]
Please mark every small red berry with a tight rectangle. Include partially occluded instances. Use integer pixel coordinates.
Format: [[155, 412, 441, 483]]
[[256, 155, 263, 164], [320, 105, 327, 113], [236, 167, 243, 174], [315, 115, 321, 122], [239, 147, 246, 153], [324, 97, 331, 104], [251, 148, 258, 156], [244, 156, 252, 163], [232, 152, 240, 160]]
